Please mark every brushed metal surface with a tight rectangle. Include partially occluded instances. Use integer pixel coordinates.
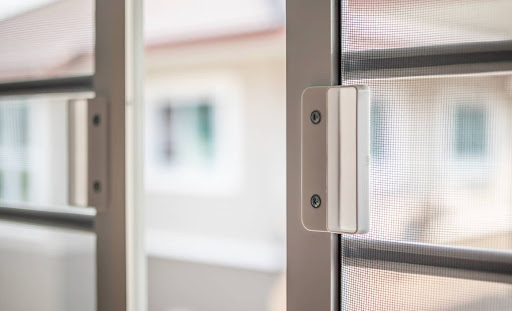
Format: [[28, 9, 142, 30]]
[[286, 0, 338, 310], [301, 87, 329, 232]]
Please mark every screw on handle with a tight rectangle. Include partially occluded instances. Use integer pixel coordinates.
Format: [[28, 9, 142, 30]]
[[92, 114, 101, 126], [93, 181, 101, 193], [310, 110, 321, 124], [310, 194, 321, 208]]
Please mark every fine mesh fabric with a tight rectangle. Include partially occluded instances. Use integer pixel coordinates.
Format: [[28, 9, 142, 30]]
[[340, 0, 512, 310], [343, 0, 512, 51], [0, 0, 94, 83]]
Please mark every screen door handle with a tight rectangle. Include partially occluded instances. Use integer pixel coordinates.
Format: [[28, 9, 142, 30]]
[[301, 86, 370, 234], [67, 97, 109, 211], [87, 97, 109, 211]]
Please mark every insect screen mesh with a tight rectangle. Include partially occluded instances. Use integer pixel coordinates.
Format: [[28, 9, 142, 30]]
[[0, 0, 94, 83], [340, 0, 512, 310]]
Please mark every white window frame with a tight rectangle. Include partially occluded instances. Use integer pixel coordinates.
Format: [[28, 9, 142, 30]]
[[94, 0, 146, 310]]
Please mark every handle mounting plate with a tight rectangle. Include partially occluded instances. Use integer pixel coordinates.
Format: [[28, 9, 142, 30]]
[[301, 86, 370, 234]]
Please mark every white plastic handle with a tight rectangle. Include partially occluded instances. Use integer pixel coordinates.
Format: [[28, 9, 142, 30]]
[[326, 86, 369, 234]]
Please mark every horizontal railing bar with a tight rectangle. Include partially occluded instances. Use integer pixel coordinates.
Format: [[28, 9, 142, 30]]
[[343, 237, 512, 284], [0, 75, 94, 96], [343, 40, 512, 73], [342, 62, 512, 80], [0, 203, 95, 232]]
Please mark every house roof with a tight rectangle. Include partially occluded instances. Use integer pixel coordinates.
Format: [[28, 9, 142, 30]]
[[0, 0, 284, 82]]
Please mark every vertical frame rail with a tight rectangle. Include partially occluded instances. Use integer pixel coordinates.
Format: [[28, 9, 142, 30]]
[[287, 0, 340, 310], [93, 0, 127, 309], [126, 0, 147, 309]]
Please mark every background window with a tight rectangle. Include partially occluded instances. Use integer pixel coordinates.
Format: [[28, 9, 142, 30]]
[[0, 103, 30, 202], [0, 104, 29, 147], [0, 97, 71, 205], [455, 105, 487, 157], [144, 73, 244, 195], [155, 100, 214, 168]]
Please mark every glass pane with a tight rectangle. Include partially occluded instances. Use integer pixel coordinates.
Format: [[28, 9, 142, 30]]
[[342, 0, 512, 51], [0, 94, 90, 206], [0, 220, 95, 311], [0, 0, 94, 83]]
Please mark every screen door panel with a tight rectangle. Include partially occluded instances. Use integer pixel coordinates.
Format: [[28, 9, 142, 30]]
[[342, 267, 512, 311], [340, 0, 512, 310]]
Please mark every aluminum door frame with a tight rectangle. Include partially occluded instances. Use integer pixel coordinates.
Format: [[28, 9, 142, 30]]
[[94, 0, 145, 310], [93, 0, 127, 309], [286, 1, 341, 310]]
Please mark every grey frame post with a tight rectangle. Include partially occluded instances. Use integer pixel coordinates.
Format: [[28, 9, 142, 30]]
[[94, 0, 128, 309], [286, 1, 340, 310]]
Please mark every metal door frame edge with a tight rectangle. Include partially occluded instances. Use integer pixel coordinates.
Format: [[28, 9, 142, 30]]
[[94, 0, 128, 309], [286, 1, 341, 310]]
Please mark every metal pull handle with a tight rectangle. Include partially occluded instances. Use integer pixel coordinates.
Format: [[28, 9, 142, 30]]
[[87, 97, 109, 210], [301, 86, 370, 234], [68, 97, 109, 210], [68, 99, 89, 207]]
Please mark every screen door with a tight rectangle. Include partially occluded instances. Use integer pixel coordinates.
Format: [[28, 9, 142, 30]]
[[287, 1, 512, 310], [0, 0, 144, 310]]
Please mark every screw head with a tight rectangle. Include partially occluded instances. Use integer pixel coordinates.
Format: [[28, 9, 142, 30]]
[[93, 181, 101, 193], [92, 114, 101, 126], [310, 110, 321, 124], [310, 194, 321, 208]]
